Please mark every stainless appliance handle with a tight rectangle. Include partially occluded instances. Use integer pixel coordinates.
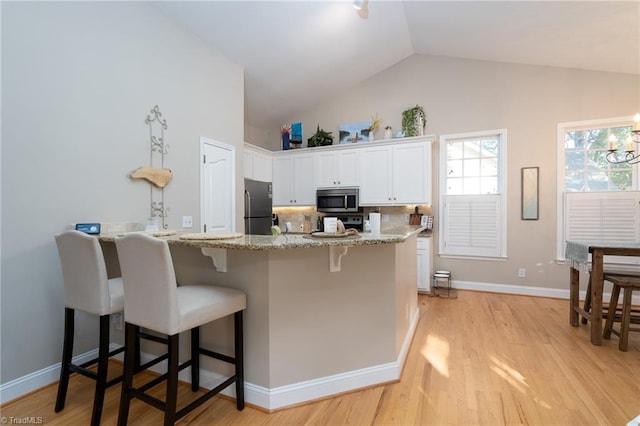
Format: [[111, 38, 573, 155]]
[[245, 189, 251, 234], [344, 195, 348, 209]]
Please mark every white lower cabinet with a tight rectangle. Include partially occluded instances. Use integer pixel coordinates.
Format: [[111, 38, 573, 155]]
[[417, 237, 432, 293]]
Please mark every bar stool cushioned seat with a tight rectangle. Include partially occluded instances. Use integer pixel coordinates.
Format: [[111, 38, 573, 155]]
[[603, 273, 640, 351], [115, 233, 246, 426], [54, 230, 127, 426]]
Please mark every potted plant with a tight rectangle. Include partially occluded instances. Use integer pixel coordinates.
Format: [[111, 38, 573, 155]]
[[401, 105, 426, 137], [366, 114, 381, 141], [307, 125, 334, 147]]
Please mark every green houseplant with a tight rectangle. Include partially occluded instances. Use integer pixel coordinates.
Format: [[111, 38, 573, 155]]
[[401, 105, 426, 137], [307, 125, 334, 147]]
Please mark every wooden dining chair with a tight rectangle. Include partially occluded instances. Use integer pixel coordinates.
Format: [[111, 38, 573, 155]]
[[602, 273, 640, 351]]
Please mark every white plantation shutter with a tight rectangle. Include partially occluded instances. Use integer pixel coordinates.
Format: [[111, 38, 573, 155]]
[[443, 194, 502, 257], [565, 192, 640, 242]]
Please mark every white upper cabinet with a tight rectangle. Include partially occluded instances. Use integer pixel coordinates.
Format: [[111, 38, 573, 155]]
[[244, 143, 272, 182], [392, 142, 431, 204], [315, 150, 360, 188], [359, 138, 432, 205], [271, 136, 433, 207], [273, 152, 316, 206], [359, 146, 393, 204]]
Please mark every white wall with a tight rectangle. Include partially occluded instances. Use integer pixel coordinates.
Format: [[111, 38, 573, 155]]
[[283, 54, 639, 291], [1, 2, 243, 385]]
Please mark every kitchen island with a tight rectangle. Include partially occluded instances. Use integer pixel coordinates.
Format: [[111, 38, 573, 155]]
[[99, 226, 423, 410]]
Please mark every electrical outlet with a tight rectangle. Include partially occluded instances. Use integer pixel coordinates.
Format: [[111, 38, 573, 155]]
[[404, 214, 410, 223], [382, 214, 390, 222], [182, 216, 193, 228], [518, 268, 526, 278]]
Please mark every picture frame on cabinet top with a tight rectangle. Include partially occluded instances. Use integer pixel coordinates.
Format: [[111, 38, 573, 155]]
[[339, 121, 372, 144]]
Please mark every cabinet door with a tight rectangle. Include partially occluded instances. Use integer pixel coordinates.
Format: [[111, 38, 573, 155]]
[[252, 151, 272, 183], [292, 154, 316, 205], [392, 143, 430, 204], [417, 237, 432, 293], [243, 150, 254, 179], [359, 146, 392, 205], [272, 156, 293, 205], [316, 152, 338, 187], [316, 150, 360, 188], [336, 150, 360, 187]]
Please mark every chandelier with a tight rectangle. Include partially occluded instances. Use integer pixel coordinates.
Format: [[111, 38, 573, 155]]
[[606, 113, 640, 164]]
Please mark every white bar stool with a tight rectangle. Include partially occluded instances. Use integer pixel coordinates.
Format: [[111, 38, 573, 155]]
[[54, 230, 129, 426], [115, 233, 246, 426]]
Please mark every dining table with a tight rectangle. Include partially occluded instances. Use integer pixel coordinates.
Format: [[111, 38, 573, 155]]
[[565, 240, 640, 345]]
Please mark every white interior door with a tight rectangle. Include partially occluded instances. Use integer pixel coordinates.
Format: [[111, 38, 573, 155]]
[[200, 137, 235, 233]]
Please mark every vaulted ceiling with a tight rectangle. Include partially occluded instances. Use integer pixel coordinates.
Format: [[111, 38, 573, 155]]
[[156, 1, 640, 129]]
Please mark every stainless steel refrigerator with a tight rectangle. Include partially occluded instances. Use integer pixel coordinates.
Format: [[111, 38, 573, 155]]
[[244, 178, 273, 235]]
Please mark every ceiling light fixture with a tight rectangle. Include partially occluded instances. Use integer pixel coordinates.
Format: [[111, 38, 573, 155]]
[[606, 113, 640, 164], [353, 0, 369, 19]]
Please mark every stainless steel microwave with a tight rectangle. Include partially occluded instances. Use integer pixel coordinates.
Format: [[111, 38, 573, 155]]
[[316, 188, 359, 213]]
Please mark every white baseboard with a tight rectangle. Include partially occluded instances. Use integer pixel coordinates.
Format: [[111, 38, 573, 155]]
[[452, 280, 640, 305], [0, 307, 421, 411], [0, 348, 99, 405]]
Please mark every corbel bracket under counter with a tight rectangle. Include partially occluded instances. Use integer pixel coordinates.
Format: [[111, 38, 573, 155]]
[[201, 247, 227, 272], [329, 245, 351, 272], [201, 246, 352, 273]]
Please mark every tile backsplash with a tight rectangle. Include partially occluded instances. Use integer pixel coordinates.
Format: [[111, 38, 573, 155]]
[[272, 205, 432, 232]]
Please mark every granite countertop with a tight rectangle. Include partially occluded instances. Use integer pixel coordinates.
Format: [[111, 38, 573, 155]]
[[99, 225, 425, 251]]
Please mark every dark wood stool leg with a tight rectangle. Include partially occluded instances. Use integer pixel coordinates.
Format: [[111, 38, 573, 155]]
[[164, 334, 179, 426], [134, 325, 141, 371], [619, 287, 632, 351], [90, 315, 110, 426], [582, 274, 592, 324], [117, 323, 137, 426], [235, 311, 245, 410], [55, 307, 75, 413], [191, 327, 200, 391], [603, 284, 621, 339]]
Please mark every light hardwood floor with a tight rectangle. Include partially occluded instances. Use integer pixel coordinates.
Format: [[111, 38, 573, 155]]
[[2, 291, 639, 425]]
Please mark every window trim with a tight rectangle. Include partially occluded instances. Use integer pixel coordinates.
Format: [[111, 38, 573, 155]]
[[439, 128, 508, 259], [556, 116, 637, 261]]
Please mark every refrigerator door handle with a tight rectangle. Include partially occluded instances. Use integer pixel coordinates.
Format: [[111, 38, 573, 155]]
[[244, 189, 251, 235]]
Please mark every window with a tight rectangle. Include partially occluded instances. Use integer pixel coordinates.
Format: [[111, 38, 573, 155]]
[[557, 117, 640, 260], [564, 125, 634, 192], [439, 129, 507, 259]]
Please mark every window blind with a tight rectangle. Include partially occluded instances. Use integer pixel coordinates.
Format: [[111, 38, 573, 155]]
[[442, 194, 502, 257]]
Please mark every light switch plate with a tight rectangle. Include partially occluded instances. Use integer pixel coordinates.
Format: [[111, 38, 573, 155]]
[[182, 216, 193, 228]]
